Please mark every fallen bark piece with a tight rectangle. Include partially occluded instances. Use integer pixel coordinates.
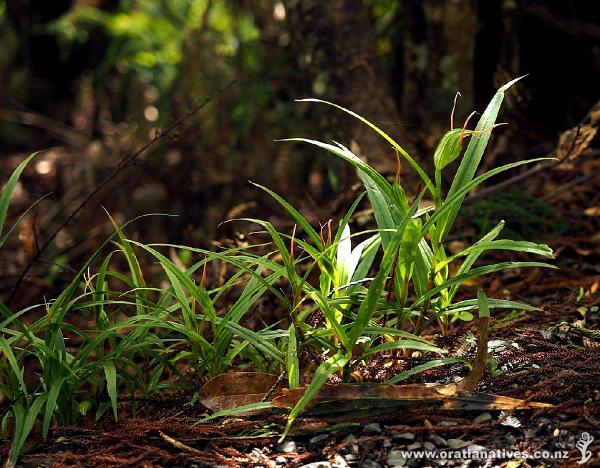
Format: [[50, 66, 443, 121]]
[[271, 383, 553, 414]]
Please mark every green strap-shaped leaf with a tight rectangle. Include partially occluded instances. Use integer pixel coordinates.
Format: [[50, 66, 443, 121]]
[[43, 377, 66, 437], [440, 298, 537, 315], [282, 138, 396, 203], [349, 191, 424, 345], [221, 320, 285, 364], [436, 239, 554, 273], [437, 76, 525, 242], [196, 402, 274, 424], [310, 290, 351, 351], [0, 152, 38, 240], [422, 157, 552, 235], [0, 336, 29, 403], [281, 350, 351, 440], [413, 239, 433, 299], [102, 360, 118, 420], [358, 339, 445, 360], [360, 172, 396, 248], [386, 358, 469, 384], [252, 182, 324, 250], [287, 325, 300, 389], [333, 192, 366, 246], [412, 261, 556, 308], [10, 394, 47, 465], [348, 235, 380, 295], [295, 99, 436, 196], [477, 288, 490, 319]]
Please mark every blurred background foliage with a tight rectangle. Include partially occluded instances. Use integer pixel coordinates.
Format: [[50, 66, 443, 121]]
[[1, 0, 599, 305]]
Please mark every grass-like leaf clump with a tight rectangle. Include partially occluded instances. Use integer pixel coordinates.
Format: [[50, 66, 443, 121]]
[[0, 78, 555, 461]]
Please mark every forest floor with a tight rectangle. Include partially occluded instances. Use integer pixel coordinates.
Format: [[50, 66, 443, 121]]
[[10, 263, 600, 468], [3, 104, 600, 468]]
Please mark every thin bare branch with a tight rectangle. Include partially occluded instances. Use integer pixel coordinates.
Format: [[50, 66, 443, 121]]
[[6, 80, 236, 305]]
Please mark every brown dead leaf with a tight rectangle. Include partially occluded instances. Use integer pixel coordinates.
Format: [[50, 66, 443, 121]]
[[581, 159, 600, 177], [271, 383, 552, 412], [201, 372, 277, 396], [18, 216, 39, 257], [459, 315, 490, 393], [273, 311, 550, 418], [584, 206, 600, 217], [199, 394, 273, 413], [557, 125, 597, 162], [200, 372, 279, 412]]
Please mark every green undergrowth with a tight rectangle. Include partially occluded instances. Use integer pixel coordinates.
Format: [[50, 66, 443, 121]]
[[0, 78, 555, 463]]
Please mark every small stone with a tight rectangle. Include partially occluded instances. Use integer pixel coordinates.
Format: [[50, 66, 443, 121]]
[[309, 434, 330, 445], [300, 462, 332, 468], [342, 434, 359, 454], [473, 412, 492, 424], [505, 434, 517, 445], [423, 441, 435, 451], [467, 444, 487, 454], [447, 438, 469, 449], [383, 439, 392, 448], [344, 454, 359, 463], [363, 423, 382, 433], [438, 421, 458, 426], [488, 339, 507, 352], [387, 449, 408, 467], [524, 429, 537, 439], [429, 434, 447, 446], [276, 456, 287, 463], [333, 454, 350, 468], [392, 432, 416, 441], [362, 460, 381, 468], [553, 428, 560, 437], [278, 441, 297, 453], [406, 442, 422, 450]]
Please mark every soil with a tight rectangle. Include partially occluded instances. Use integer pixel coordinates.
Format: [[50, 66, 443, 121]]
[[5, 265, 599, 468]]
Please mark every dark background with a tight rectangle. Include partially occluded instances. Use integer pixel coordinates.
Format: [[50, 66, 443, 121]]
[[1, 0, 599, 305]]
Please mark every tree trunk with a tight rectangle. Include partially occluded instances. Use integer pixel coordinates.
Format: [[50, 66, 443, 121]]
[[285, 0, 416, 180], [400, 0, 478, 129]]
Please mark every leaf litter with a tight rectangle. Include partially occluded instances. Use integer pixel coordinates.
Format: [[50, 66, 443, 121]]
[[11, 280, 599, 467]]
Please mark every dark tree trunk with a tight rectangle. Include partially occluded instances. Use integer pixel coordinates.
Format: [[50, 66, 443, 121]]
[[285, 0, 416, 180], [400, 0, 478, 127]]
